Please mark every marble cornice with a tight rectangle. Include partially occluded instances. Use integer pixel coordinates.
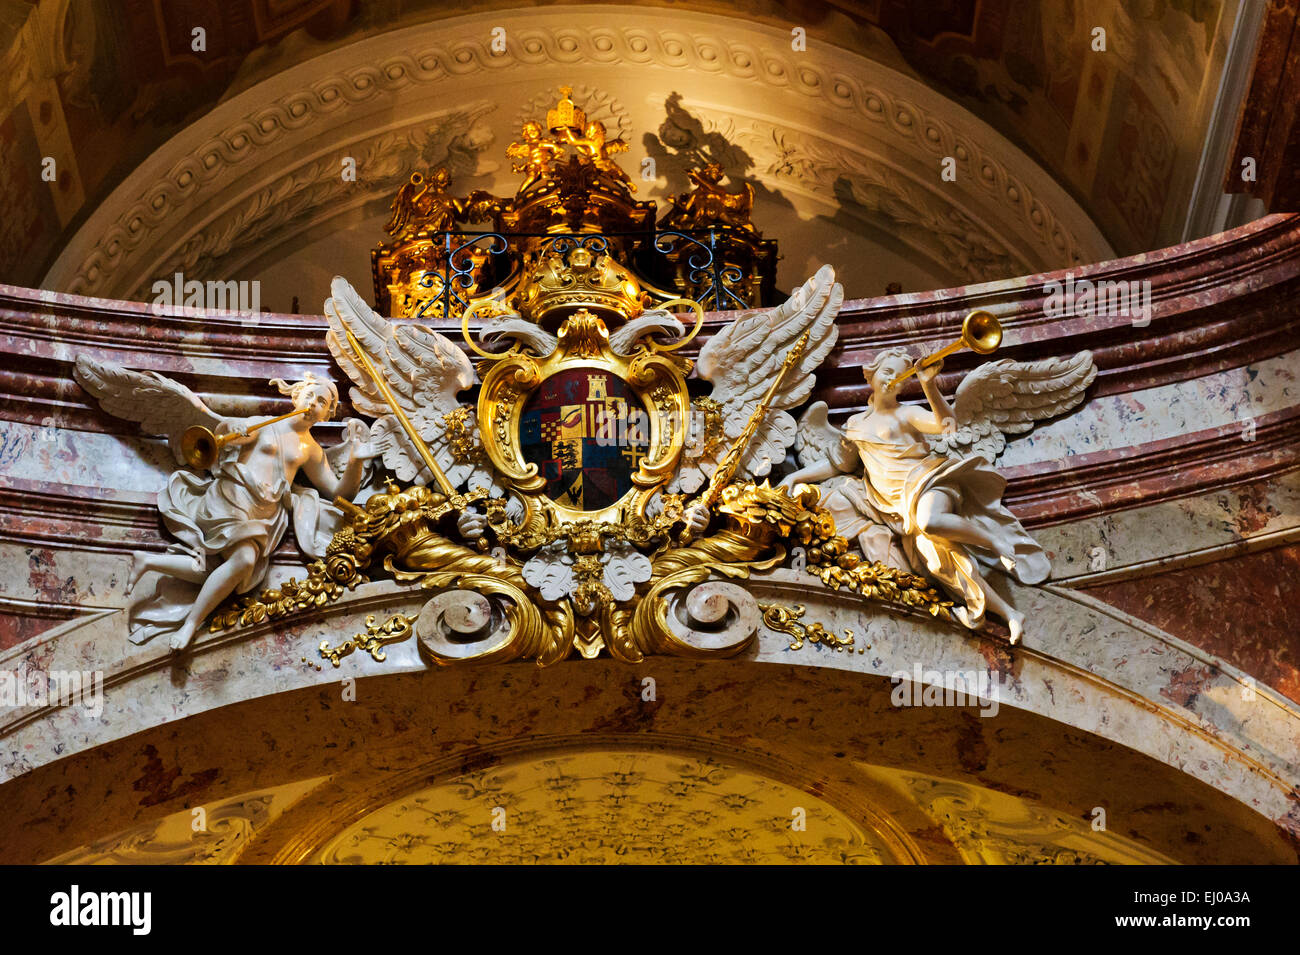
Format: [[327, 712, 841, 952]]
[[0, 479, 159, 555], [2, 215, 1298, 530], [1004, 406, 1300, 526], [0, 286, 328, 364], [11, 215, 1299, 416], [819, 213, 1300, 410]]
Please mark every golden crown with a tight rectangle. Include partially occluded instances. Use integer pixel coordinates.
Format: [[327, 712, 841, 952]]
[[512, 244, 645, 325], [546, 86, 587, 133]]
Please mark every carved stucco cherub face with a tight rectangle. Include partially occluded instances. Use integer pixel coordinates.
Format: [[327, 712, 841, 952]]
[[295, 382, 337, 425], [866, 351, 912, 400]]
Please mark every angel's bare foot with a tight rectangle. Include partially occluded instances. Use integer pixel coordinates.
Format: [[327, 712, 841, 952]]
[[1007, 612, 1024, 645], [169, 621, 197, 652]]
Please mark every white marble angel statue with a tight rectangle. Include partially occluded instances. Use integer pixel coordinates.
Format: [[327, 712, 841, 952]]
[[783, 346, 1096, 642], [74, 357, 378, 650], [671, 264, 844, 533]]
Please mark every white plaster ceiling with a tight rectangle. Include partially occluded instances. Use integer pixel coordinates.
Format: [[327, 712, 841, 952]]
[[41, 6, 1115, 308]]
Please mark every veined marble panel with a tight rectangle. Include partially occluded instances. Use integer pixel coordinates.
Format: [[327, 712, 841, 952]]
[[997, 351, 1300, 470], [1082, 544, 1300, 704], [0, 423, 171, 496], [1038, 469, 1300, 583], [2, 569, 1296, 843]]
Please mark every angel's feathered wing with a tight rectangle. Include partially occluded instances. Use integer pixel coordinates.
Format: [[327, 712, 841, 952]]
[[795, 401, 858, 473], [385, 179, 421, 237], [674, 265, 844, 492], [929, 351, 1097, 461], [74, 356, 222, 466], [324, 276, 500, 493]]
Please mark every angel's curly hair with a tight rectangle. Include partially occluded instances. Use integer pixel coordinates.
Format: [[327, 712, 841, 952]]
[[269, 373, 338, 416], [863, 346, 914, 389]]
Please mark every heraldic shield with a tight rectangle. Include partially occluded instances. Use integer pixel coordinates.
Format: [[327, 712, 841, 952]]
[[520, 366, 652, 511], [475, 305, 693, 526]]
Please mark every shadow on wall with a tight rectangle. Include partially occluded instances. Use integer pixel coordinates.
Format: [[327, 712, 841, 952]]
[[642, 91, 799, 217], [643, 92, 960, 296]]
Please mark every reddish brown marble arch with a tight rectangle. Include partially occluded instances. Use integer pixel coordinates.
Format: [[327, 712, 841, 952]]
[[1084, 542, 1300, 704]]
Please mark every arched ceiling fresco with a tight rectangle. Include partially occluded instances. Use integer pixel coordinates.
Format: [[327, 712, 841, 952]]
[[14, 663, 1282, 866]]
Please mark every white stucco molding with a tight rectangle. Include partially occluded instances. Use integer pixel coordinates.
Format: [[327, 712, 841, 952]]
[[2, 567, 1294, 836], [41, 6, 1112, 300]]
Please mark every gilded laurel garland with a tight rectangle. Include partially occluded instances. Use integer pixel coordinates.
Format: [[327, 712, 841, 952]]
[[207, 559, 357, 633], [809, 560, 955, 621]]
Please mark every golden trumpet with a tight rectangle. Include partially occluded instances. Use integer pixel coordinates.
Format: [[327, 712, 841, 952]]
[[180, 407, 310, 469], [886, 310, 1002, 390]]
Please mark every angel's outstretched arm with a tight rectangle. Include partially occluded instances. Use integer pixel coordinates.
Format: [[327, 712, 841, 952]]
[[908, 362, 956, 433], [300, 437, 366, 503], [785, 400, 858, 488], [779, 457, 844, 488]]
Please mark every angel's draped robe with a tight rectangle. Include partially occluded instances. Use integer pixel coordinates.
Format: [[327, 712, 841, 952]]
[[829, 414, 1049, 628], [128, 444, 340, 645]]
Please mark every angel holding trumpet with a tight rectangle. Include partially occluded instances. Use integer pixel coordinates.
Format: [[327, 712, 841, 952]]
[[783, 316, 1095, 643], [75, 359, 377, 650]]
